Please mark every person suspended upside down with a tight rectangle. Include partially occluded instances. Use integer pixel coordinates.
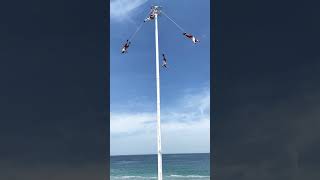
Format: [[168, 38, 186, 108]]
[[183, 32, 200, 44], [121, 40, 131, 53], [144, 14, 155, 22], [162, 54, 167, 68], [144, 10, 156, 22]]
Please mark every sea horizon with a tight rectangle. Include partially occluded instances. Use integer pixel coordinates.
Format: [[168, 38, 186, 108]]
[[111, 152, 210, 157], [111, 153, 210, 180]]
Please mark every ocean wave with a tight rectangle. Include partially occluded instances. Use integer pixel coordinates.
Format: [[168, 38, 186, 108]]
[[110, 175, 210, 179], [169, 174, 210, 178], [115, 160, 139, 164], [111, 176, 157, 179]]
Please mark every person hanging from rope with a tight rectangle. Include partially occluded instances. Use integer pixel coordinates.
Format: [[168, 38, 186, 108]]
[[162, 54, 167, 68], [144, 13, 155, 22], [121, 40, 131, 53], [183, 32, 200, 44], [144, 9, 156, 22]]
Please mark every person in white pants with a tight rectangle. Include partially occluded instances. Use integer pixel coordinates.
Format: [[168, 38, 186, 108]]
[[183, 32, 200, 44], [121, 40, 131, 53], [162, 54, 167, 68]]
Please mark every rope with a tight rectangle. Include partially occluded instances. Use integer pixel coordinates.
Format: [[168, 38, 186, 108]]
[[161, 11, 185, 33], [129, 22, 144, 41], [128, 9, 153, 42]]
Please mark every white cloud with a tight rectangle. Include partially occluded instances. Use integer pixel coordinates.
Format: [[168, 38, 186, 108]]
[[110, 0, 148, 22], [110, 86, 210, 155], [110, 112, 155, 135]]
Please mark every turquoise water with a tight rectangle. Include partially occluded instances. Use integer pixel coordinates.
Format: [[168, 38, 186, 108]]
[[110, 153, 210, 180]]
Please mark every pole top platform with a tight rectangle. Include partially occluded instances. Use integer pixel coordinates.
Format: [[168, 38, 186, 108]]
[[151, 5, 162, 15]]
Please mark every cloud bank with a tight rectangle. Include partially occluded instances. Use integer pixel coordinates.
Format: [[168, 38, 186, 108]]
[[110, 0, 148, 22], [110, 86, 210, 155]]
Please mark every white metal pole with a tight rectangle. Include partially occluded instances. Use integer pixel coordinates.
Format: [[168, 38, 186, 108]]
[[154, 13, 163, 180]]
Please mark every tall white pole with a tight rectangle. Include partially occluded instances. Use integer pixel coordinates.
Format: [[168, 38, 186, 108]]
[[154, 12, 163, 180]]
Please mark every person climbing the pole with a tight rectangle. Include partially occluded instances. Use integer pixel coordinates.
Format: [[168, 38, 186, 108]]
[[121, 40, 131, 53], [162, 54, 167, 68], [183, 32, 200, 44]]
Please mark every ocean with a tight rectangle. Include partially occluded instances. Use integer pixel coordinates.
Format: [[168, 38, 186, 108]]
[[110, 153, 210, 180]]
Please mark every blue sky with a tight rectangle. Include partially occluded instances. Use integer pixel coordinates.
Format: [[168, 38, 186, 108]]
[[110, 0, 210, 155]]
